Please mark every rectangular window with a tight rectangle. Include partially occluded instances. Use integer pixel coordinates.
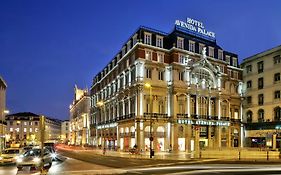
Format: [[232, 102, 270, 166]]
[[209, 47, 214, 57], [158, 71, 164, 81], [274, 55, 281, 64], [177, 37, 184, 49], [179, 71, 184, 81], [247, 96, 252, 104], [189, 40, 195, 52], [247, 80, 252, 88], [274, 73, 280, 82], [275, 90, 281, 99], [178, 54, 185, 64], [232, 57, 238, 67], [257, 61, 264, 73], [258, 77, 264, 89], [145, 50, 152, 60], [225, 55, 230, 64], [122, 47, 126, 57], [218, 50, 223, 60], [246, 65, 252, 73], [144, 32, 152, 45], [146, 68, 152, 79], [199, 44, 205, 54], [156, 35, 163, 48], [157, 52, 164, 63], [30, 128, 32, 132], [258, 94, 264, 105]]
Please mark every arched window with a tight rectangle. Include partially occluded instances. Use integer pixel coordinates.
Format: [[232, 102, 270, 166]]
[[191, 68, 215, 88], [274, 107, 281, 121], [246, 110, 253, 123], [258, 109, 264, 122]]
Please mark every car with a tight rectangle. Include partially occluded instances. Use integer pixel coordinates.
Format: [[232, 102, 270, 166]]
[[16, 148, 52, 171], [44, 146, 57, 161], [0, 148, 21, 165]]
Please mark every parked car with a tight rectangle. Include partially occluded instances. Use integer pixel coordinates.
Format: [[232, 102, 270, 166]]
[[0, 148, 22, 164], [16, 148, 52, 171]]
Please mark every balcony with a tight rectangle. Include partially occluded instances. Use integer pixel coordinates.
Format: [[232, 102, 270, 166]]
[[177, 114, 189, 118], [143, 113, 168, 119]]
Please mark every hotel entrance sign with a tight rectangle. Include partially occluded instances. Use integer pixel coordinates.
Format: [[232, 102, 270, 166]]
[[175, 17, 216, 42]]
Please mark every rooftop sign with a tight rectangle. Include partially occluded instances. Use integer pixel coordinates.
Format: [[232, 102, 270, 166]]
[[175, 17, 216, 42]]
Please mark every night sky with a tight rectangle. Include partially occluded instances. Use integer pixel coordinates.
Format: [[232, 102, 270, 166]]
[[0, 0, 280, 120]]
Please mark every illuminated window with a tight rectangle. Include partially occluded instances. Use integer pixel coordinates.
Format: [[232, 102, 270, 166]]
[[232, 57, 238, 67], [35, 128, 38, 132], [208, 47, 214, 57], [146, 68, 152, 79], [30, 128, 32, 132], [24, 128, 27, 132], [218, 50, 223, 60], [24, 122, 27, 125], [144, 32, 152, 45], [178, 54, 185, 64], [199, 43, 205, 54], [10, 128, 13, 132], [156, 35, 163, 48], [177, 37, 184, 49], [189, 40, 195, 52], [225, 55, 230, 64], [157, 52, 164, 63]]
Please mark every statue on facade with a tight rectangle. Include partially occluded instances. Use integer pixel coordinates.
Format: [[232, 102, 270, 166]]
[[202, 47, 207, 59]]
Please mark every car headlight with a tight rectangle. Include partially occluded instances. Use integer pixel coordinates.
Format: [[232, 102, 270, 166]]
[[0, 157, 3, 160], [16, 158, 23, 163], [33, 157, 41, 163], [51, 153, 57, 159]]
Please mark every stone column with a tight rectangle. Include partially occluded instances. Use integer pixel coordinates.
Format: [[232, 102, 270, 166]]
[[194, 127, 200, 158], [208, 126, 213, 148], [186, 124, 192, 152], [82, 127, 87, 146], [227, 127, 232, 148], [215, 126, 221, 148], [273, 134, 277, 150], [187, 94, 191, 117]]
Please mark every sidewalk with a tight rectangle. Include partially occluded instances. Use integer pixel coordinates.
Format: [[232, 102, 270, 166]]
[[56, 144, 195, 160]]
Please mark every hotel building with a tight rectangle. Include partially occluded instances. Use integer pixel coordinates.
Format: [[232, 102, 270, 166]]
[[5, 112, 62, 146], [69, 86, 91, 145], [241, 45, 281, 149], [90, 18, 243, 153]]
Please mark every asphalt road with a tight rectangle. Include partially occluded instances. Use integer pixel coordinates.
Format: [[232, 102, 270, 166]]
[[1, 149, 281, 175]]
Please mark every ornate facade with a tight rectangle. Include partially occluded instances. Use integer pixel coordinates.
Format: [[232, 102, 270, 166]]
[[69, 85, 91, 145], [90, 23, 243, 153]]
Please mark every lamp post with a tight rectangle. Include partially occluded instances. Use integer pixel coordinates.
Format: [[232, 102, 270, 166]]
[[144, 83, 153, 158], [97, 101, 105, 148], [1, 110, 9, 151]]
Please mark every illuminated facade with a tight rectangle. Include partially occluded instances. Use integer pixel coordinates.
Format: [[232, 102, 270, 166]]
[[5, 112, 61, 146], [61, 120, 70, 144], [0, 76, 7, 150], [90, 18, 243, 153], [69, 85, 91, 146], [241, 45, 281, 148]]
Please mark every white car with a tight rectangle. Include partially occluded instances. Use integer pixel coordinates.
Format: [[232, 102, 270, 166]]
[[16, 148, 52, 171], [0, 148, 21, 164]]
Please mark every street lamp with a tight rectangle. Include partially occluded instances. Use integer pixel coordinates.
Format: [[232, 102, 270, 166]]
[[97, 100, 105, 149], [144, 83, 154, 158]]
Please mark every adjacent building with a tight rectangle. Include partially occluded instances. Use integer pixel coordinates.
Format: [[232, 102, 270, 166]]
[[241, 45, 281, 149], [5, 112, 61, 146], [90, 18, 243, 153], [61, 120, 70, 144], [0, 76, 8, 150], [69, 85, 91, 146]]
